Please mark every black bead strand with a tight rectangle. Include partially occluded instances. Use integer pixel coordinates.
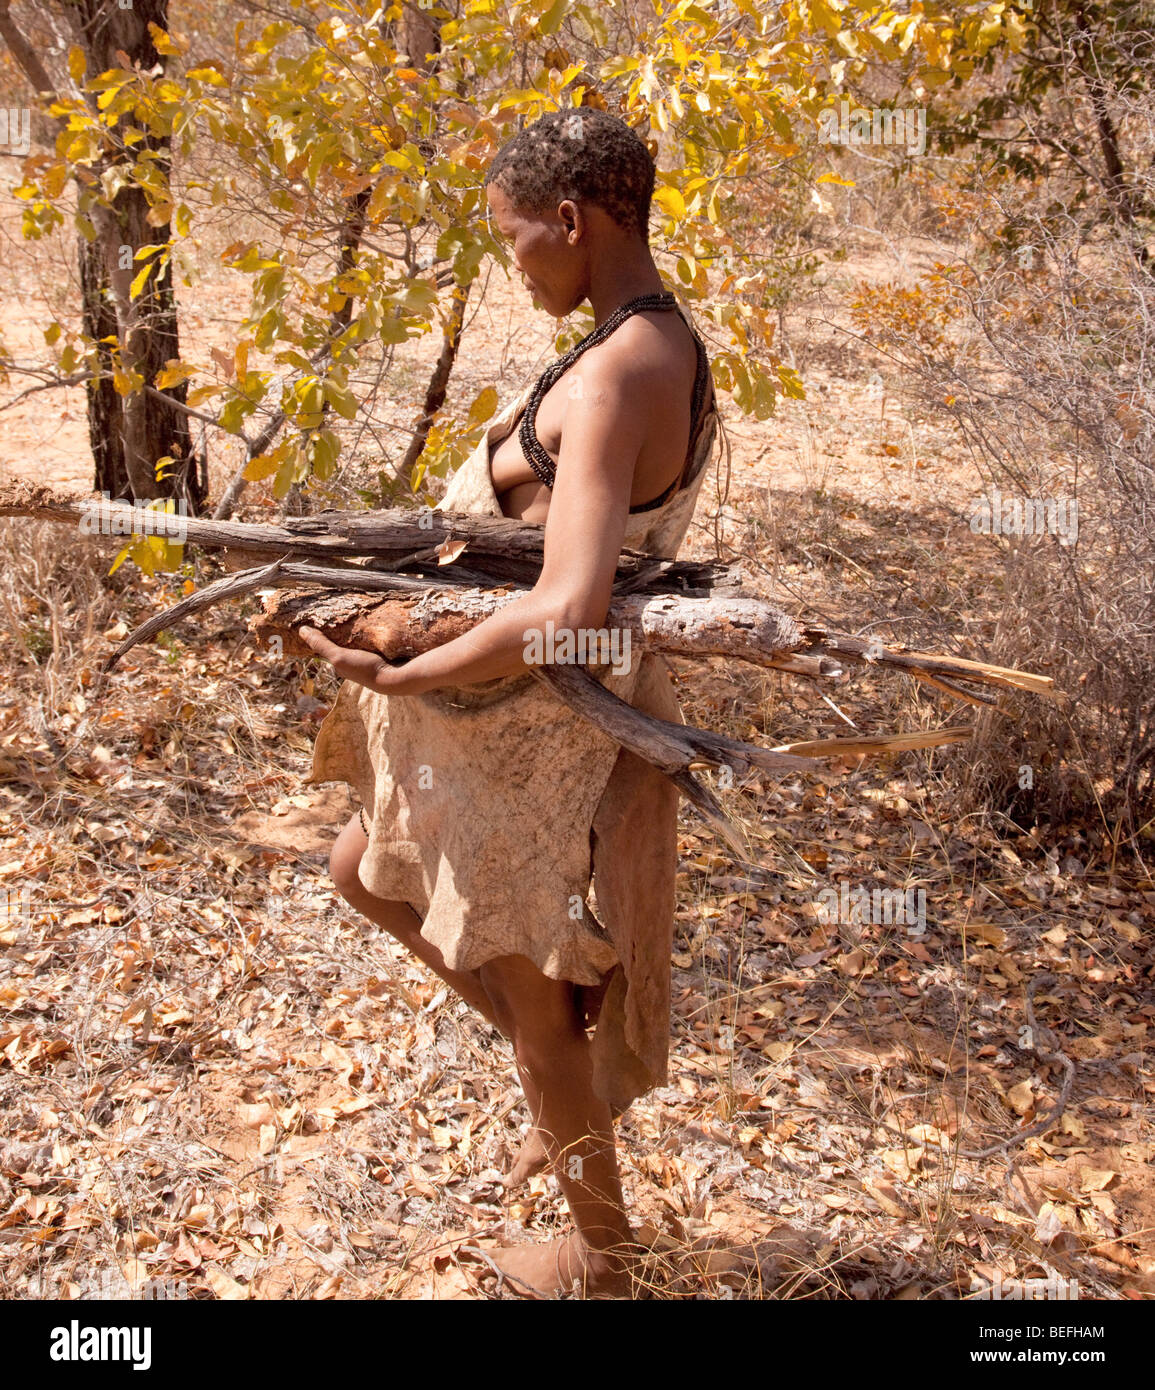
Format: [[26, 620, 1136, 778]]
[[517, 292, 679, 489]]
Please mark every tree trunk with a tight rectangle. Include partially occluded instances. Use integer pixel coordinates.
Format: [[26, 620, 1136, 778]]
[[69, 0, 204, 507], [1072, 4, 1149, 267], [397, 283, 471, 485], [382, 2, 441, 67], [80, 233, 128, 498]]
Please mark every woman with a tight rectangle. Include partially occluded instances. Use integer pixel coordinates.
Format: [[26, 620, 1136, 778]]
[[300, 108, 717, 1298]]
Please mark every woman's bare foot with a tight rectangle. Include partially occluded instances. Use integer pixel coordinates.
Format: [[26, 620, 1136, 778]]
[[488, 1232, 635, 1299], [507, 1128, 550, 1186], [508, 1106, 625, 1188]]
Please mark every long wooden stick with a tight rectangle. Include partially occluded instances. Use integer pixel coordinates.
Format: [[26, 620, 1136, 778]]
[[0, 482, 735, 591], [0, 483, 1061, 700]]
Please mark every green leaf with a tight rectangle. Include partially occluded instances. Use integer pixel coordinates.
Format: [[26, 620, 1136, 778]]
[[310, 428, 341, 479], [219, 393, 257, 434], [379, 314, 410, 344], [322, 381, 359, 420]]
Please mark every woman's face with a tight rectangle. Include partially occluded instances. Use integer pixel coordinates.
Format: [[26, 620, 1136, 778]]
[[485, 181, 586, 318]]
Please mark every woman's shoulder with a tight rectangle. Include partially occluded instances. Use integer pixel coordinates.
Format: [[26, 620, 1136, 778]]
[[573, 312, 697, 400]]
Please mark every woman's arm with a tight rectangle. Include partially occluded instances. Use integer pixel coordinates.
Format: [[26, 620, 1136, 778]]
[[299, 349, 655, 695]]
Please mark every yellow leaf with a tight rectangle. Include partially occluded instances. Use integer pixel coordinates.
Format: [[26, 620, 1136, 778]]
[[68, 46, 87, 85], [154, 361, 194, 390], [243, 449, 285, 482], [538, 0, 569, 36], [467, 385, 498, 425], [147, 22, 184, 56], [653, 186, 686, 218], [129, 263, 153, 300]]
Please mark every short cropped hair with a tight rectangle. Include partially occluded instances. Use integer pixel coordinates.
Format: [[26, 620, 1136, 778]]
[[484, 108, 655, 240]]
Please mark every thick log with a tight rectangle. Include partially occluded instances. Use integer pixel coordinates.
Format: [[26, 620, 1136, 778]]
[[250, 583, 813, 672], [246, 578, 1054, 703]]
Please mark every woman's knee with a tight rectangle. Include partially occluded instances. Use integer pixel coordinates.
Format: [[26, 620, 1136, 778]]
[[328, 817, 368, 901], [480, 956, 585, 1061]]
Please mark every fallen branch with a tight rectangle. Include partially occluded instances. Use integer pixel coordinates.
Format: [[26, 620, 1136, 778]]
[[0, 483, 1064, 701], [246, 577, 1056, 702], [0, 481, 735, 591], [247, 577, 809, 671], [530, 663, 820, 858]]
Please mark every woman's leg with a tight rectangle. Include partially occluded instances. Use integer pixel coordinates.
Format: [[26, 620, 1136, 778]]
[[478, 952, 636, 1298], [329, 816, 551, 1184], [328, 813, 498, 1024]]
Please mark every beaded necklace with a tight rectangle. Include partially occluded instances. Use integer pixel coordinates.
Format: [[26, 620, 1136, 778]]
[[517, 290, 680, 490]]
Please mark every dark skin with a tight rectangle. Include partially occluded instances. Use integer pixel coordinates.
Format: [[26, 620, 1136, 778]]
[[303, 177, 700, 1298]]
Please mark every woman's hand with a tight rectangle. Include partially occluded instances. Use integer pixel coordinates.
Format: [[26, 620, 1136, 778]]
[[297, 626, 411, 695]]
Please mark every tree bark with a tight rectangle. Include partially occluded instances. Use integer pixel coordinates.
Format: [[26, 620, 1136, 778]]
[[251, 581, 811, 671], [72, 0, 203, 506], [79, 233, 128, 499], [0, 482, 730, 586], [1072, 3, 1150, 267], [33, 0, 201, 507], [0, 0, 204, 504]]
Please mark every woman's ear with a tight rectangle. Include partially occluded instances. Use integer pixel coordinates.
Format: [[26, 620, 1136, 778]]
[[558, 198, 582, 243]]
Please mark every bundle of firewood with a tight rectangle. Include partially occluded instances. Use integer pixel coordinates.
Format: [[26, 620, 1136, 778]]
[[1, 483, 1057, 853]]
